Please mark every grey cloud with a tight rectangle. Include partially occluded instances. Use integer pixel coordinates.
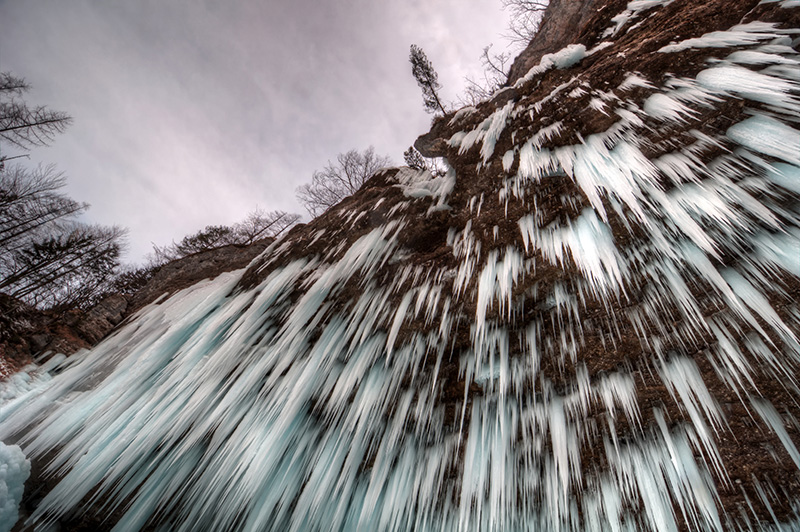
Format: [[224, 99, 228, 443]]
[[0, 0, 511, 261]]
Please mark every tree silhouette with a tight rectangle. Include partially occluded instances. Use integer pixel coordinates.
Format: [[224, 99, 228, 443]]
[[409, 45, 447, 115], [502, 0, 549, 46], [151, 209, 300, 263], [297, 147, 391, 217], [0, 73, 124, 310], [0, 72, 72, 151]]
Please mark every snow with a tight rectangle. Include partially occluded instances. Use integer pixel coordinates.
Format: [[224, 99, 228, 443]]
[[515, 44, 587, 86], [643, 92, 696, 121], [519, 208, 627, 296], [603, 0, 675, 38], [451, 101, 515, 165], [696, 65, 799, 111], [659, 22, 794, 53], [619, 73, 655, 91], [501, 150, 515, 172], [395, 165, 456, 212], [760, 0, 800, 6], [750, 397, 800, 470], [726, 114, 800, 166], [449, 106, 477, 126], [725, 50, 799, 65], [0, 442, 29, 532], [765, 162, 800, 196]]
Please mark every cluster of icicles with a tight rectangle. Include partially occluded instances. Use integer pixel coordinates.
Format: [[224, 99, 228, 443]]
[[3, 1, 800, 530]]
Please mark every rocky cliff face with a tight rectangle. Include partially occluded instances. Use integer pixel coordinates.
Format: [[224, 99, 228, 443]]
[[4, 1, 800, 531], [0, 239, 271, 378], [126, 239, 272, 314], [506, 0, 610, 84]]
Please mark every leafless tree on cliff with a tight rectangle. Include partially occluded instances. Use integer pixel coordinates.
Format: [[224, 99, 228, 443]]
[[502, 0, 549, 46], [460, 45, 513, 105], [151, 209, 300, 263], [297, 147, 392, 218], [409, 45, 448, 115], [235, 208, 300, 243]]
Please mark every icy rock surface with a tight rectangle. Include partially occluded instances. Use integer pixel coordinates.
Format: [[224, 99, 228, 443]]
[[0, 443, 30, 532], [3, 1, 800, 531]]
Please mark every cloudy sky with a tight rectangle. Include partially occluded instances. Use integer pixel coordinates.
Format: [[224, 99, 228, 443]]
[[0, 0, 515, 262]]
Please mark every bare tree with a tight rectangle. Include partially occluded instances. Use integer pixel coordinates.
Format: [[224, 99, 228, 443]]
[[0, 165, 87, 253], [409, 45, 448, 115], [234, 209, 300, 243], [502, 0, 549, 46], [0, 72, 72, 151], [151, 209, 300, 263], [0, 72, 124, 310], [0, 224, 126, 310], [460, 45, 513, 105], [297, 147, 392, 217]]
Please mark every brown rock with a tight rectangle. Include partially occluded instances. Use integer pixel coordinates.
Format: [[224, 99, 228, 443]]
[[506, 0, 611, 85]]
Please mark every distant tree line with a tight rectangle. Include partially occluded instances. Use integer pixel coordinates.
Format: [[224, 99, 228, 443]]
[[150, 209, 299, 264]]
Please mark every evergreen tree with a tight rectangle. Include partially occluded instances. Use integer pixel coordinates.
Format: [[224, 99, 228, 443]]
[[409, 45, 447, 115], [403, 146, 448, 177], [403, 146, 427, 171]]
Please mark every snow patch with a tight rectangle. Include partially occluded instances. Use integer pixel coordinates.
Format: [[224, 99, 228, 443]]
[[659, 22, 793, 53], [643, 92, 696, 122], [696, 65, 799, 109], [519, 208, 626, 295], [515, 44, 587, 86], [727, 114, 800, 165]]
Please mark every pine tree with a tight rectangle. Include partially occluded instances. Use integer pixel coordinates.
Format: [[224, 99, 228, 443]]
[[403, 146, 426, 171], [409, 45, 447, 115]]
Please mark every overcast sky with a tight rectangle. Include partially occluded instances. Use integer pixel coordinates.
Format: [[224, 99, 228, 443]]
[[0, 1, 516, 263]]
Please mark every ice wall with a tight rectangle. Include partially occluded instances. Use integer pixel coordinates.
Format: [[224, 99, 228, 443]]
[[3, 1, 800, 531]]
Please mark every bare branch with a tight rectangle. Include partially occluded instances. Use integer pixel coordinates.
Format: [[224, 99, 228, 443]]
[[0, 72, 72, 150], [297, 147, 392, 218], [150, 208, 301, 263], [501, 0, 548, 46], [0, 72, 31, 96]]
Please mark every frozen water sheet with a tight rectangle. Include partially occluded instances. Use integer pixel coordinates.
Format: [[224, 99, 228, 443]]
[[0, 443, 29, 532], [4, 0, 800, 530]]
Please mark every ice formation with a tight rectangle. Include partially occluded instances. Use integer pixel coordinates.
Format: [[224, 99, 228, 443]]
[[0, 443, 30, 532], [2, 0, 800, 531]]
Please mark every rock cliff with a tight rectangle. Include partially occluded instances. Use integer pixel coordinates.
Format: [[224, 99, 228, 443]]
[[0, 239, 272, 377]]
